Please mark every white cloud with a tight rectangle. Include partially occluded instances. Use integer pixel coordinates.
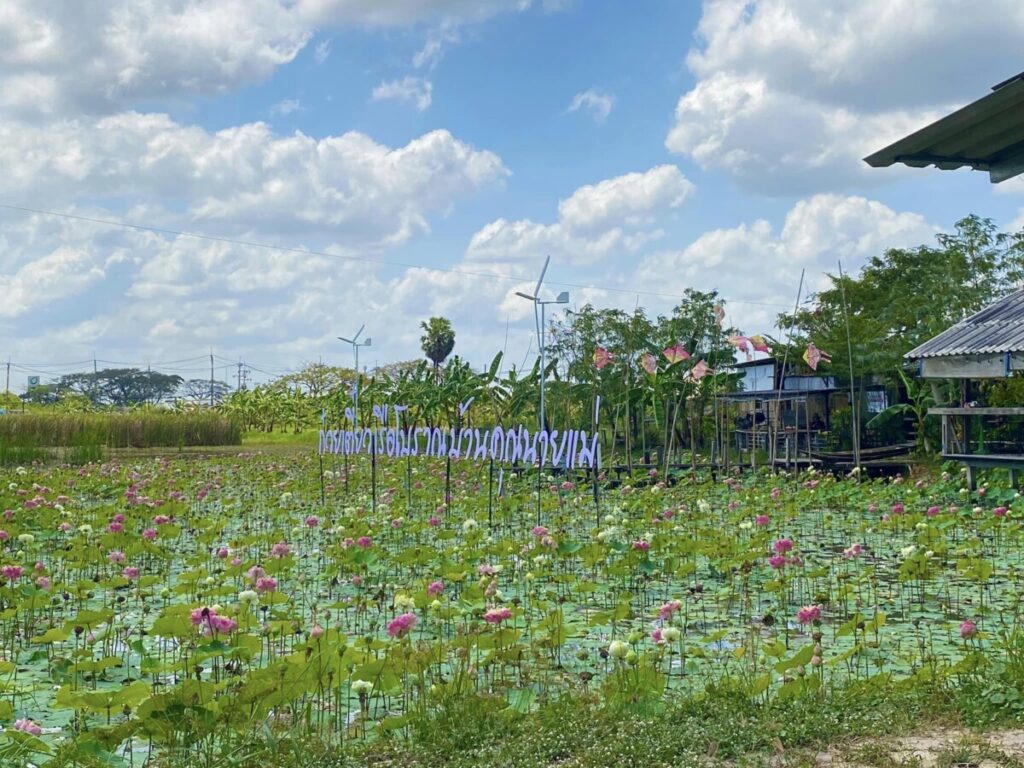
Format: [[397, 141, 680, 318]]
[[670, 0, 1024, 192], [567, 88, 614, 123], [0, 246, 105, 318], [297, 0, 532, 27], [468, 165, 694, 265], [270, 98, 301, 116], [632, 194, 939, 333], [372, 77, 434, 111], [413, 27, 461, 69], [0, 1, 311, 119], [314, 39, 332, 63], [0, 114, 506, 246]]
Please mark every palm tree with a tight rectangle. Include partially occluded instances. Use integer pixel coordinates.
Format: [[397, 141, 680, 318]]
[[420, 317, 456, 375]]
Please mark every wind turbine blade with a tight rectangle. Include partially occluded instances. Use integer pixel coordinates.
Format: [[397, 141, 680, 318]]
[[353, 324, 365, 342], [534, 254, 550, 298]]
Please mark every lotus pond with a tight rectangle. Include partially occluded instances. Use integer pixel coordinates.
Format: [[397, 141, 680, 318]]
[[0, 453, 1021, 765]]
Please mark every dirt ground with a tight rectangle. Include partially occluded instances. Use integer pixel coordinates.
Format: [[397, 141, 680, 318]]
[[810, 728, 1024, 767]]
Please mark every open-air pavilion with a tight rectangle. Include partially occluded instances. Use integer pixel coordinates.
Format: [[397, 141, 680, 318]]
[[866, 72, 1024, 487], [904, 288, 1024, 488]]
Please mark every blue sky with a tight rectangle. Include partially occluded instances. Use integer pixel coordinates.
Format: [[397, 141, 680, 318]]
[[0, 0, 1022, 387]]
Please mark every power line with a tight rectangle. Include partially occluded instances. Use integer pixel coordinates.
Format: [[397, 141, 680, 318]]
[[0, 203, 794, 310]]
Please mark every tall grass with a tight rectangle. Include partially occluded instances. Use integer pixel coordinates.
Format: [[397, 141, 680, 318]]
[[0, 412, 241, 454]]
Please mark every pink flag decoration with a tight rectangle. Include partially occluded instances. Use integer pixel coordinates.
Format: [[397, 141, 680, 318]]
[[713, 304, 725, 327], [750, 335, 770, 354], [802, 343, 832, 371], [727, 335, 753, 361], [690, 359, 710, 381], [727, 334, 751, 352], [593, 347, 613, 370], [641, 352, 658, 375], [662, 343, 690, 364]]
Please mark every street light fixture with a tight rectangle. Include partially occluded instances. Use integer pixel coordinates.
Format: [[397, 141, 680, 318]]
[[338, 325, 371, 427]]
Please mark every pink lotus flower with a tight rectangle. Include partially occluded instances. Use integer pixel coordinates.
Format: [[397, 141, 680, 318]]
[[773, 538, 793, 554], [122, 566, 140, 579], [255, 577, 277, 593], [960, 620, 978, 639], [1, 565, 23, 581], [658, 600, 682, 620], [108, 522, 124, 533], [310, 625, 325, 639], [216, 547, 229, 558], [797, 604, 822, 625], [632, 540, 650, 552], [108, 551, 126, 564], [35, 576, 50, 589], [484, 607, 513, 624], [356, 536, 373, 549], [926, 506, 941, 517], [427, 580, 444, 595], [641, 352, 658, 375], [428, 516, 441, 527], [768, 554, 786, 569], [891, 503, 904, 515], [651, 628, 664, 644], [770, 487, 781, 500], [13, 718, 42, 736], [142, 528, 157, 541], [305, 516, 320, 528], [755, 515, 770, 526], [477, 564, 498, 576], [154, 514, 170, 525], [994, 506, 1008, 518], [843, 543, 864, 559], [532, 526, 549, 537], [270, 541, 291, 558], [387, 612, 418, 638]]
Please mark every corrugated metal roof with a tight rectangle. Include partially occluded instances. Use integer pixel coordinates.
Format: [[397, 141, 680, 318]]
[[864, 73, 1024, 183], [905, 288, 1024, 358]]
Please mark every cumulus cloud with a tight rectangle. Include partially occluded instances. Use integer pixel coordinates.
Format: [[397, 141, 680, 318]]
[[0, 114, 507, 246], [468, 165, 694, 265], [567, 89, 614, 123], [632, 194, 939, 333], [669, 0, 1024, 193], [372, 77, 434, 111], [297, 0, 532, 27], [0, 0, 310, 119]]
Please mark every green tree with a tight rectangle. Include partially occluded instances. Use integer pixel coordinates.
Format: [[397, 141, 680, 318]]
[[420, 317, 456, 373]]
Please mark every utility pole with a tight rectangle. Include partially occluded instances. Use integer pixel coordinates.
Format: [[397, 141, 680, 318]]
[[4, 360, 9, 396], [237, 362, 242, 392], [210, 350, 215, 407]]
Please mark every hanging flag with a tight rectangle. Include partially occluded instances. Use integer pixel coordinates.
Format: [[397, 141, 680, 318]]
[[713, 304, 725, 327], [593, 347, 613, 370], [662, 343, 690, 364], [750, 335, 770, 354], [641, 352, 657, 375], [690, 359, 710, 381], [803, 343, 832, 371], [727, 334, 753, 361]]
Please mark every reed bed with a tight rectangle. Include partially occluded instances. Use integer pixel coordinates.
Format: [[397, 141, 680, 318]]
[[0, 411, 241, 453]]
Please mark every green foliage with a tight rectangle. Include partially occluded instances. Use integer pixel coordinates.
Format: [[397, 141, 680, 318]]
[[783, 215, 1024, 384], [420, 316, 456, 370], [0, 411, 240, 454]]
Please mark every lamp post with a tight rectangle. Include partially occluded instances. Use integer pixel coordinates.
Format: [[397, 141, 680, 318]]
[[337, 325, 371, 426]]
